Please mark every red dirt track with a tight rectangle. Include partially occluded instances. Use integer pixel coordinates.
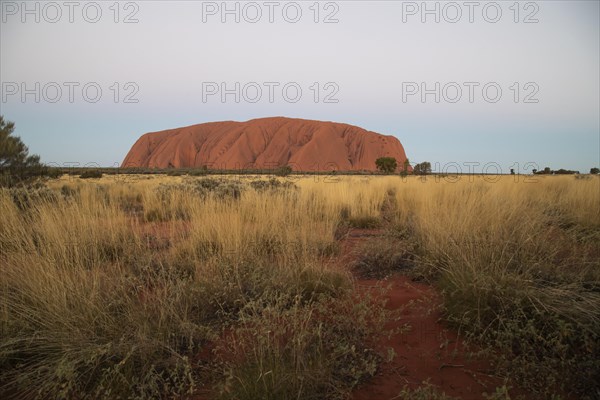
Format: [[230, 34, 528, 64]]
[[339, 228, 511, 400]]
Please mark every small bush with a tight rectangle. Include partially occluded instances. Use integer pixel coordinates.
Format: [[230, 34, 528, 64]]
[[352, 238, 415, 278], [348, 215, 381, 229], [215, 291, 390, 400], [79, 170, 103, 179], [250, 178, 296, 192], [60, 184, 78, 198], [375, 157, 397, 174], [197, 177, 221, 191], [189, 166, 210, 176], [274, 165, 292, 177]]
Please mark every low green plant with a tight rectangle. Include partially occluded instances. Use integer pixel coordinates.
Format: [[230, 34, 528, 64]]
[[352, 237, 415, 278], [250, 177, 296, 192], [274, 165, 292, 177], [215, 290, 390, 400], [79, 170, 103, 179]]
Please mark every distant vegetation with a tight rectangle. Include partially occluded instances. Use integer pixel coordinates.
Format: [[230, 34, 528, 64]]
[[413, 161, 432, 175], [534, 166, 581, 175], [274, 165, 293, 177], [79, 170, 103, 179], [399, 158, 411, 176]]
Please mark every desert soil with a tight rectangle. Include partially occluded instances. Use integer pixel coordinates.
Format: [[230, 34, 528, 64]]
[[338, 227, 507, 400]]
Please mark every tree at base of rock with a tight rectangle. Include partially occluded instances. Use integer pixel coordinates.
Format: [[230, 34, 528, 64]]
[[375, 157, 397, 174], [274, 165, 292, 177], [413, 162, 432, 175]]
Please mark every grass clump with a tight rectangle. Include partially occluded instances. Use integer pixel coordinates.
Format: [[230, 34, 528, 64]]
[[249, 177, 297, 192], [352, 237, 415, 279], [8, 184, 58, 210], [0, 258, 211, 399], [79, 170, 103, 179], [215, 290, 390, 400]]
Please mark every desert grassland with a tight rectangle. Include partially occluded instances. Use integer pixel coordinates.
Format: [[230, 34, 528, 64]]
[[391, 175, 600, 398], [1, 173, 599, 399]]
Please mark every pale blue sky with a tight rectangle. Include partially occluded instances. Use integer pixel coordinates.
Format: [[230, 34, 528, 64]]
[[1, 0, 598, 172]]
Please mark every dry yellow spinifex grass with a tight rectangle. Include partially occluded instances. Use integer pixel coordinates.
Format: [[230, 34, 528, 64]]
[[1, 174, 598, 399]]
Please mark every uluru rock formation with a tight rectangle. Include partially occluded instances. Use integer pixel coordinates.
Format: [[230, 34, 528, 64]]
[[122, 117, 409, 172]]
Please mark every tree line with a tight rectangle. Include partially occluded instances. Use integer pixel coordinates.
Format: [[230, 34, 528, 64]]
[[376, 157, 599, 176]]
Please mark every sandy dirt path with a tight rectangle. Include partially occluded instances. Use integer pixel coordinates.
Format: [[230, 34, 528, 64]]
[[335, 227, 511, 400]]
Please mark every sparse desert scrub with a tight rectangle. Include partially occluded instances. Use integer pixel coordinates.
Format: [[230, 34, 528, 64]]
[[0, 176, 386, 399], [392, 175, 600, 398], [1, 174, 598, 399]]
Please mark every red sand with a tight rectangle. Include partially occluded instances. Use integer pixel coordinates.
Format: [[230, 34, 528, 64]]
[[121, 117, 410, 172], [336, 228, 513, 400], [351, 276, 501, 400], [174, 225, 524, 400]]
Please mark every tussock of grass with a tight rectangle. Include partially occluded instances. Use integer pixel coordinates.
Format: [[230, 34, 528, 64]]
[[352, 237, 415, 279], [215, 291, 389, 400]]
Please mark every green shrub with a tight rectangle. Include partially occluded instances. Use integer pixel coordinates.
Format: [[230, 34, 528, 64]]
[[189, 166, 210, 176], [274, 165, 292, 177], [352, 237, 415, 278], [375, 157, 397, 174], [79, 170, 103, 179], [215, 291, 390, 400], [250, 178, 296, 192]]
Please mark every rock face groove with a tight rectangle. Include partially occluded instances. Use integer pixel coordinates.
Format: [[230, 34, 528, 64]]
[[122, 117, 409, 172]]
